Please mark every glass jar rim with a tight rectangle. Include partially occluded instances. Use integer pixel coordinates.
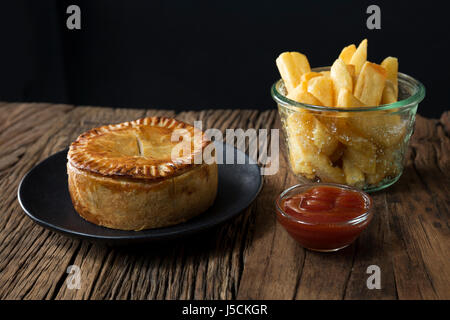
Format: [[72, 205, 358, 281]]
[[275, 183, 373, 226], [271, 67, 426, 113]]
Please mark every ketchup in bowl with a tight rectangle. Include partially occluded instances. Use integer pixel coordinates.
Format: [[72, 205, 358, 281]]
[[275, 183, 373, 252]]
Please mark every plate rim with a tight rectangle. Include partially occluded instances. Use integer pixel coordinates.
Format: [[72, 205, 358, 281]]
[[17, 144, 263, 243]]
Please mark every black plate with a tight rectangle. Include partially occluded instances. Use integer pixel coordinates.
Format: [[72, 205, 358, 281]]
[[18, 143, 262, 244]]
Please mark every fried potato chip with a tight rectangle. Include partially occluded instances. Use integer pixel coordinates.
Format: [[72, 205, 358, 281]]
[[381, 56, 398, 97], [338, 79, 404, 148], [342, 153, 365, 188], [336, 88, 365, 108], [288, 145, 316, 179], [290, 52, 311, 74], [349, 39, 367, 74], [366, 147, 401, 184], [298, 80, 309, 92], [331, 59, 353, 103], [348, 113, 407, 148], [309, 152, 345, 184], [287, 111, 339, 155], [301, 71, 322, 82], [312, 118, 340, 156], [354, 61, 387, 106], [287, 83, 323, 106], [329, 143, 345, 163], [346, 64, 356, 77], [320, 117, 377, 157], [339, 44, 356, 64], [307, 76, 335, 107], [286, 112, 345, 183], [344, 145, 376, 174], [381, 80, 397, 104], [276, 40, 404, 187], [286, 112, 316, 178], [276, 52, 311, 93]]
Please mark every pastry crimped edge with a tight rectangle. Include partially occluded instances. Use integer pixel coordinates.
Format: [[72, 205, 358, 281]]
[[67, 116, 210, 180]]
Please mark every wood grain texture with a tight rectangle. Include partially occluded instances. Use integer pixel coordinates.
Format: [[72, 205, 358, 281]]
[[0, 102, 448, 300]]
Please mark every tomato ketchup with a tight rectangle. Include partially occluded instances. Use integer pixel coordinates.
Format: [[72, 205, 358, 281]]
[[276, 184, 373, 252]]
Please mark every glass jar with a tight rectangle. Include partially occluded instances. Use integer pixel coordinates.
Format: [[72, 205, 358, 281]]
[[271, 67, 425, 192]]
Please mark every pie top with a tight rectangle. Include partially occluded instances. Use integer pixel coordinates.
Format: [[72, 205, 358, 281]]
[[68, 117, 212, 180]]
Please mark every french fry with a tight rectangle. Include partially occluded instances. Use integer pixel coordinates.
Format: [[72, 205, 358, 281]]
[[329, 143, 345, 163], [286, 112, 345, 183], [346, 64, 356, 77], [339, 44, 356, 64], [309, 151, 345, 184], [366, 147, 401, 184], [287, 109, 339, 155], [288, 145, 316, 180], [298, 80, 308, 92], [320, 117, 377, 158], [354, 61, 387, 106], [365, 170, 383, 185], [381, 80, 397, 104], [312, 118, 339, 156], [342, 153, 365, 188], [276, 40, 405, 188], [286, 112, 316, 178], [291, 52, 311, 74], [286, 111, 315, 134], [349, 39, 367, 74], [331, 59, 353, 103], [348, 113, 407, 148], [287, 83, 323, 106], [381, 56, 398, 97], [307, 76, 335, 107], [344, 145, 376, 174], [301, 71, 322, 82], [336, 88, 365, 108], [276, 52, 311, 93], [339, 80, 405, 148]]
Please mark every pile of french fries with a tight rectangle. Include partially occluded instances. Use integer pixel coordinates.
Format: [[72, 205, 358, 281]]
[[276, 39, 406, 188]]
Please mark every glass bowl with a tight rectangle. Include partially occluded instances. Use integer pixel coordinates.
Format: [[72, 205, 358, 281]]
[[271, 67, 425, 192], [275, 183, 374, 252]]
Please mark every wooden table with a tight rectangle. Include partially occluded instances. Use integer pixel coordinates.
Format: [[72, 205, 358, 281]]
[[0, 102, 448, 300]]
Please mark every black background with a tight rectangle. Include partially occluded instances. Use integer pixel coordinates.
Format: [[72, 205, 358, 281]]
[[0, 0, 448, 117]]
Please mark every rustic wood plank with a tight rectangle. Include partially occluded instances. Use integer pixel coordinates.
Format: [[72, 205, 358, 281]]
[[382, 115, 450, 299], [237, 114, 307, 300], [342, 193, 397, 300], [0, 102, 448, 300], [0, 104, 77, 299]]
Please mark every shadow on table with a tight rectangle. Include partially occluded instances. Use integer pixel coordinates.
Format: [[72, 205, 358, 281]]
[[92, 208, 253, 260]]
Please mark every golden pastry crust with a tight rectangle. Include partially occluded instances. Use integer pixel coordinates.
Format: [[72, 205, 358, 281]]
[[67, 117, 218, 231], [68, 117, 209, 180]]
